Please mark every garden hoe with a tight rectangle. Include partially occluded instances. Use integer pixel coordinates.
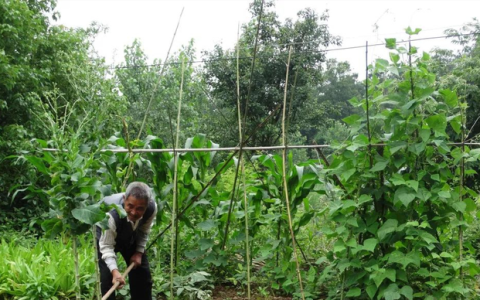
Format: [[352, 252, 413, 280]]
[[101, 262, 135, 300]]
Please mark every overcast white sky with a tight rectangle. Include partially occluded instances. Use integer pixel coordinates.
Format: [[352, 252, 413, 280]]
[[55, 0, 479, 75]]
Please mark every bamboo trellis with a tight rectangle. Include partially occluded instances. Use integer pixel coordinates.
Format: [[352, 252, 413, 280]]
[[37, 24, 480, 298]]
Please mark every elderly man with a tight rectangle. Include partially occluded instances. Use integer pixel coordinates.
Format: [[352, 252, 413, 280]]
[[96, 182, 157, 300]]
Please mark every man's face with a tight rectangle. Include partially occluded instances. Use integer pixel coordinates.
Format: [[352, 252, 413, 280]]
[[124, 195, 148, 222]]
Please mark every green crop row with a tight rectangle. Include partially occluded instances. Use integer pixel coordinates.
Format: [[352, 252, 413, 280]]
[[0, 236, 96, 300]]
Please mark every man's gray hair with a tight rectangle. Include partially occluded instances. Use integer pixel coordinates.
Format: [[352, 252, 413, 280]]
[[125, 182, 152, 204]]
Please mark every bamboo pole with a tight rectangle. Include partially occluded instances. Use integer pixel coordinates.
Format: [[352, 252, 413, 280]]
[[459, 88, 466, 278], [101, 263, 135, 300], [281, 46, 305, 300], [122, 8, 184, 189], [41, 142, 480, 154], [137, 8, 184, 141], [92, 226, 102, 300], [170, 58, 186, 300], [221, 0, 264, 249], [243, 0, 264, 124], [365, 41, 373, 168], [121, 119, 133, 190], [235, 24, 251, 299]]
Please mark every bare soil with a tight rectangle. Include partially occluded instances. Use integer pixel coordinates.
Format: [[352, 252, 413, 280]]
[[212, 285, 292, 300]]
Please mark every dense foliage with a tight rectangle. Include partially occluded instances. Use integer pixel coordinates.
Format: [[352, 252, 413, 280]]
[[1, 0, 480, 300]]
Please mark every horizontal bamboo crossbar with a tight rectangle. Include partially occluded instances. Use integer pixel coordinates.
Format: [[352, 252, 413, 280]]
[[41, 142, 480, 153]]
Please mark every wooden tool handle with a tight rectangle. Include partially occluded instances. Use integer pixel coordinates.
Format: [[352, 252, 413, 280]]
[[101, 262, 135, 300]]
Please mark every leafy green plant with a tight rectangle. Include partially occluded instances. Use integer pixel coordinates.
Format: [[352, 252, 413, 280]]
[[248, 153, 322, 299], [17, 90, 114, 300], [320, 29, 480, 300], [160, 271, 214, 300], [0, 237, 96, 300]]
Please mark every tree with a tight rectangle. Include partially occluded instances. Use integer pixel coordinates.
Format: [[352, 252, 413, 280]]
[[431, 19, 480, 141], [301, 58, 364, 145], [0, 0, 124, 222], [115, 40, 208, 146], [202, 0, 341, 147]]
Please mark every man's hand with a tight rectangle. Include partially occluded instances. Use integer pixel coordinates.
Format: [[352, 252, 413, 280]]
[[130, 251, 143, 268], [111, 269, 125, 289]]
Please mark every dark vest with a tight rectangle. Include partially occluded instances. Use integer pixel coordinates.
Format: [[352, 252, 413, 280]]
[[96, 192, 155, 252]]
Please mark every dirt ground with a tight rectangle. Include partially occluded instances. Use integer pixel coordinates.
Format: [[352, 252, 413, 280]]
[[155, 285, 295, 300], [212, 285, 292, 300]]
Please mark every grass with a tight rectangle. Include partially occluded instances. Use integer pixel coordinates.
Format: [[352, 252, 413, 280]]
[[0, 235, 97, 300]]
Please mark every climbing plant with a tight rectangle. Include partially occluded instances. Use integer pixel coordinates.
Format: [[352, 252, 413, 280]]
[[320, 29, 480, 300]]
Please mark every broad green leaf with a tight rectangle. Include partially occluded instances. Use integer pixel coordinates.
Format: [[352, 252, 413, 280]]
[[72, 204, 106, 225], [346, 288, 361, 297], [197, 219, 216, 231], [440, 89, 458, 107], [452, 201, 466, 213], [405, 27, 422, 35], [465, 198, 476, 213], [378, 219, 398, 240], [440, 252, 453, 258], [408, 142, 426, 155], [198, 238, 214, 251], [342, 200, 357, 210], [346, 238, 357, 248], [371, 161, 388, 172], [385, 269, 396, 282], [405, 180, 419, 192], [185, 250, 203, 259], [419, 231, 437, 244], [385, 38, 397, 49], [390, 174, 405, 186], [416, 187, 432, 201], [441, 278, 468, 295], [358, 194, 373, 205], [24, 156, 49, 174], [419, 128, 430, 142], [363, 238, 378, 252], [347, 217, 359, 227], [394, 187, 416, 207], [438, 191, 451, 198], [416, 268, 430, 278], [336, 258, 351, 273], [389, 52, 400, 63], [422, 51, 431, 61], [297, 212, 314, 228], [426, 114, 447, 136], [343, 114, 362, 125], [449, 115, 462, 134], [384, 283, 401, 300], [308, 267, 316, 282], [389, 141, 407, 154], [341, 168, 356, 181], [334, 240, 346, 253], [366, 284, 377, 299], [372, 269, 387, 287], [42, 218, 63, 239], [295, 165, 304, 182]]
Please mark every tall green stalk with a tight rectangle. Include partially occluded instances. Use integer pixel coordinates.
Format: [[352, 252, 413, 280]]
[[281, 46, 305, 300], [72, 236, 81, 300], [170, 58, 186, 300]]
